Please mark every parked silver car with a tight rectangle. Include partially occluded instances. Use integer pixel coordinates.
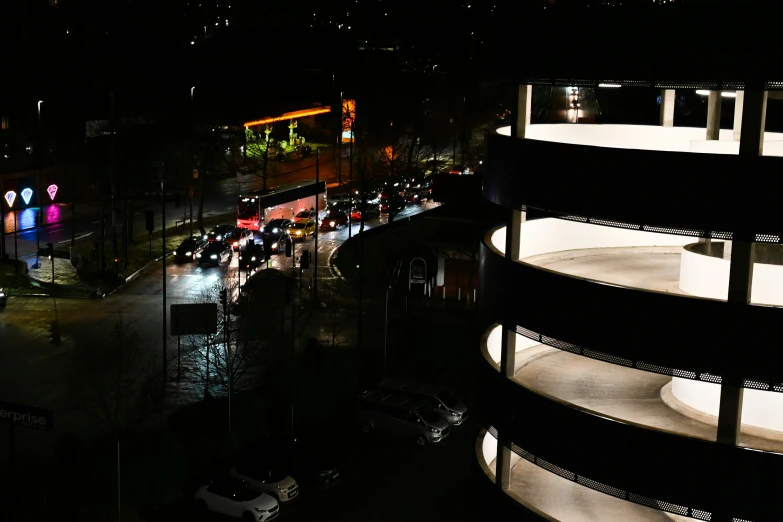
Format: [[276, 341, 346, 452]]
[[358, 390, 450, 446], [378, 378, 468, 426]]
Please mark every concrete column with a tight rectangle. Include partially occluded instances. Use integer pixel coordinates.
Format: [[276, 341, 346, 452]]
[[499, 208, 525, 378], [495, 434, 512, 489], [738, 86, 768, 157], [706, 91, 722, 140], [716, 239, 755, 446], [512, 85, 532, 139], [659, 89, 675, 127], [732, 91, 744, 141]]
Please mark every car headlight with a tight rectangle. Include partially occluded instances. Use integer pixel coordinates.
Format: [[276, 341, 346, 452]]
[[329, 221, 336, 227], [272, 242, 278, 249], [185, 251, 192, 256], [210, 254, 217, 259], [254, 507, 267, 513], [251, 256, 256, 261], [430, 427, 441, 433], [296, 231, 302, 235], [196, 253, 201, 258], [272, 228, 279, 233], [203, 235, 208, 240]]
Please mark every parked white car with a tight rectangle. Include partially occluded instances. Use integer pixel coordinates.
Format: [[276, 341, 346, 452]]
[[193, 478, 279, 521], [230, 463, 299, 502]]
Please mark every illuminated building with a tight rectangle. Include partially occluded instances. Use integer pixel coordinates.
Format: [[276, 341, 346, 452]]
[[477, 3, 783, 521]]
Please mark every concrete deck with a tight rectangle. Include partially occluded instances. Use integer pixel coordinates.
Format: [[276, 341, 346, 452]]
[[489, 248, 783, 520]]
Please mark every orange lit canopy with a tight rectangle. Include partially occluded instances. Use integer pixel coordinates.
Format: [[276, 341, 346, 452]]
[[244, 107, 331, 127]]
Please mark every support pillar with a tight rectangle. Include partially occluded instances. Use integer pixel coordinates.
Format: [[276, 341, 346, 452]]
[[717, 238, 754, 446], [738, 86, 768, 157], [436, 255, 445, 286], [706, 91, 722, 140], [495, 433, 511, 490], [499, 209, 525, 377], [712, 238, 754, 522], [512, 85, 532, 139], [659, 89, 675, 127], [732, 91, 744, 141]]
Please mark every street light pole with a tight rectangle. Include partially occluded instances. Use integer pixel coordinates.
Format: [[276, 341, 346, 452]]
[[348, 118, 353, 239], [313, 150, 319, 303], [35, 100, 43, 270], [190, 86, 195, 239], [161, 178, 167, 385]]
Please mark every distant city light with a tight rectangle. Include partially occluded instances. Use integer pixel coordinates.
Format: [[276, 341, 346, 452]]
[[3, 191, 15, 208], [21, 188, 33, 205], [47, 184, 58, 201], [598, 83, 621, 88]]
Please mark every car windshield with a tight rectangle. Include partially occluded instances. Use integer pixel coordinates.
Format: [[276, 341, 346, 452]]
[[418, 407, 442, 425], [291, 222, 307, 229], [295, 211, 311, 218], [265, 219, 287, 229], [204, 243, 222, 252], [438, 391, 461, 409], [178, 239, 195, 249], [240, 465, 287, 483]]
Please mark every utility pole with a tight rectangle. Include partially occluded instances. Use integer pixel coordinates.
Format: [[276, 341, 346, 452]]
[[313, 149, 319, 303], [35, 100, 43, 270], [190, 86, 195, 238], [161, 174, 167, 385], [357, 165, 366, 350], [348, 118, 354, 239]]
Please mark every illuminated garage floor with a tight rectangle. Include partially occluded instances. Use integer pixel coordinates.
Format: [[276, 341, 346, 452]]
[[518, 248, 783, 454], [490, 453, 692, 522], [492, 249, 783, 520]]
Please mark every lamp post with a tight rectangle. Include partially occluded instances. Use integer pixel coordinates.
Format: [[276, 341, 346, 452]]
[[35, 100, 43, 270], [190, 86, 195, 238]]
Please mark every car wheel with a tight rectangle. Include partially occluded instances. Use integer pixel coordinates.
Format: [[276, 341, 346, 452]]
[[195, 499, 207, 512], [416, 435, 427, 446], [242, 511, 255, 522], [360, 423, 373, 434]]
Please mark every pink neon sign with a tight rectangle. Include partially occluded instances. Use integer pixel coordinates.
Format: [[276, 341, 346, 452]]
[[47, 184, 58, 201]]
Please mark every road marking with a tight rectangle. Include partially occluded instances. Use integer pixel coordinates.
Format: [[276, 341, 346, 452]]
[[56, 232, 93, 244]]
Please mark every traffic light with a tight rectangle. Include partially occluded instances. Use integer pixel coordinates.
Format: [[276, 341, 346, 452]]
[[285, 238, 292, 257], [49, 320, 61, 345], [300, 250, 310, 269], [219, 288, 227, 308], [46, 242, 54, 260]]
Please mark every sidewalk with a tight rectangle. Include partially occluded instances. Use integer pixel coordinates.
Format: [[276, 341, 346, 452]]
[[26, 256, 81, 287]]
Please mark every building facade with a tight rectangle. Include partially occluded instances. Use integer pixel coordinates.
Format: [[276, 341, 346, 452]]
[[476, 7, 783, 520]]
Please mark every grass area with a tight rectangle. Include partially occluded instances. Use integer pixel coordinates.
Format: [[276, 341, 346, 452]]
[[0, 262, 37, 293], [71, 213, 234, 292]]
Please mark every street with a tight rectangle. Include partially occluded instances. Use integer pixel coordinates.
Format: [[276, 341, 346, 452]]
[[1, 149, 344, 265]]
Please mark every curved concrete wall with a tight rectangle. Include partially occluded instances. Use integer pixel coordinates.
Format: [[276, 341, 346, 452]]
[[496, 124, 783, 157], [679, 243, 783, 306], [484, 323, 544, 366], [676, 243, 783, 433], [490, 218, 693, 260], [481, 429, 498, 472]]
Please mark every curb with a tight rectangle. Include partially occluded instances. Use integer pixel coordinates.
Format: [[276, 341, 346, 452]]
[[103, 250, 175, 298]]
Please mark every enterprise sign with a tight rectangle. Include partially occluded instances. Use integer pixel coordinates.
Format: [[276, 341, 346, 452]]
[[0, 401, 53, 431]]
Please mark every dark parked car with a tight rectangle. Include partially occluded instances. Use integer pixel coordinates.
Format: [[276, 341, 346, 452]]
[[319, 209, 349, 230], [239, 242, 265, 270], [247, 434, 340, 490], [197, 241, 233, 266], [260, 219, 292, 254], [205, 224, 237, 243], [0, 287, 7, 308], [174, 236, 207, 262]]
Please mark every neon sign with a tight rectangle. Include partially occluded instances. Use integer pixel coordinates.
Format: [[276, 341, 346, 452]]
[[3, 191, 15, 208], [47, 184, 58, 201], [21, 188, 33, 205]]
